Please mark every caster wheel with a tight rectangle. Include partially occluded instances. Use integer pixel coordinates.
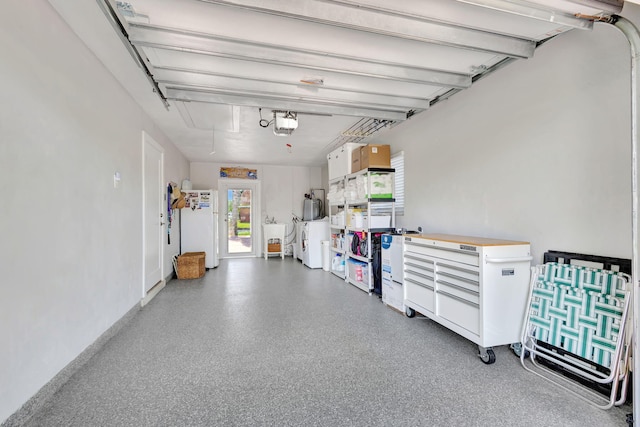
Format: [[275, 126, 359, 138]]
[[510, 342, 530, 358], [510, 342, 522, 357], [479, 348, 496, 365], [405, 307, 416, 318]]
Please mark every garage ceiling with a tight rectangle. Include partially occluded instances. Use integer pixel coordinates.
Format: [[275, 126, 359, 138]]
[[49, 0, 623, 166]]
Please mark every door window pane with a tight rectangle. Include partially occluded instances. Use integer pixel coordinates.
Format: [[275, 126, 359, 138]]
[[227, 189, 252, 253]]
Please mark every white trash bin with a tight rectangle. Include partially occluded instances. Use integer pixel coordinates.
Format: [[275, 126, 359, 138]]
[[321, 240, 330, 271]]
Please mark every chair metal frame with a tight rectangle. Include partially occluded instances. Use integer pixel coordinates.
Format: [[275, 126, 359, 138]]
[[520, 263, 632, 409]]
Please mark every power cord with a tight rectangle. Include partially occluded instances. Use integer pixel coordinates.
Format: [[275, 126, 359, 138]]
[[258, 108, 272, 128]]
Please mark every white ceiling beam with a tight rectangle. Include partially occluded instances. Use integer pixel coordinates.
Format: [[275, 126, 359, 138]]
[[165, 87, 411, 121], [128, 24, 473, 89], [528, 0, 622, 14], [198, 0, 536, 58], [314, 0, 577, 40], [455, 0, 600, 30], [142, 46, 445, 99], [154, 67, 432, 110]]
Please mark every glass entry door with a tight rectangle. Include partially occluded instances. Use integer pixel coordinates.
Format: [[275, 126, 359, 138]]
[[218, 180, 260, 258], [227, 188, 252, 254]]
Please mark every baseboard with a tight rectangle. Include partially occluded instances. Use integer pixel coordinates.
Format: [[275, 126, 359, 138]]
[[140, 279, 165, 307], [1, 304, 140, 427], [140, 271, 176, 307]]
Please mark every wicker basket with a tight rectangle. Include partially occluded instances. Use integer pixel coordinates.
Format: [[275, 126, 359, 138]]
[[175, 252, 206, 279], [267, 243, 281, 253]]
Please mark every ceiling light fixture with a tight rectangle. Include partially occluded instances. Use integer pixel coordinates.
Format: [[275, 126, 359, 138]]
[[209, 129, 215, 155], [231, 105, 240, 133]]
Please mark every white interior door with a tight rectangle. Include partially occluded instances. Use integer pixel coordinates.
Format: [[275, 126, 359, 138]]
[[143, 132, 164, 295], [218, 179, 260, 258]]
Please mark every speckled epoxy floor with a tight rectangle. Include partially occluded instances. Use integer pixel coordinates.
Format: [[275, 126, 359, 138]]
[[22, 258, 630, 426]]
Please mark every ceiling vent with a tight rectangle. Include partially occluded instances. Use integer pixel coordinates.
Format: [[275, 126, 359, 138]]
[[273, 111, 298, 136]]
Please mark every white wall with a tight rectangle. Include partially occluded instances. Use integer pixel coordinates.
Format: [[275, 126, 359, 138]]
[[0, 2, 188, 423], [370, 8, 638, 265], [320, 164, 330, 215], [190, 162, 322, 253], [5, 1, 640, 423]]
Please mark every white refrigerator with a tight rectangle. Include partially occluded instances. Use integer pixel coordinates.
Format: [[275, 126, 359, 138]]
[[181, 189, 219, 269]]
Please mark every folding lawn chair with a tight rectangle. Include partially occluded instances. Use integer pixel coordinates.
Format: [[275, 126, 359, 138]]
[[520, 263, 632, 409]]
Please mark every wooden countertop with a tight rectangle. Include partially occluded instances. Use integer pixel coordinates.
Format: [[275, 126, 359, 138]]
[[407, 233, 529, 247]]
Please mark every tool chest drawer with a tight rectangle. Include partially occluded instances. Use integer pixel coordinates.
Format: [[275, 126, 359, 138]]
[[404, 277, 434, 314], [404, 239, 479, 267]]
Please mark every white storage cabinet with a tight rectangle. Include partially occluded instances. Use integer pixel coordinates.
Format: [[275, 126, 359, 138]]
[[403, 234, 531, 364], [327, 142, 365, 180]]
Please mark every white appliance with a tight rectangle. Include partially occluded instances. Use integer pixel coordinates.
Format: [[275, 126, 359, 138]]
[[303, 198, 321, 221], [295, 221, 305, 261], [381, 234, 404, 312], [302, 220, 330, 269], [181, 189, 219, 269]]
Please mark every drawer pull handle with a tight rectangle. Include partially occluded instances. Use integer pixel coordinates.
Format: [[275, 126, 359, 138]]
[[404, 254, 434, 264], [485, 256, 532, 264], [406, 242, 480, 258], [405, 262, 434, 273], [437, 290, 479, 308], [438, 262, 479, 276], [405, 269, 434, 281], [436, 279, 479, 295], [405, 277, 434, 291], [437, 271, 479, 286]]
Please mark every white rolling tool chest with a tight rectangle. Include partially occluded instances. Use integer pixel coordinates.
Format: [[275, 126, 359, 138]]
[[403, 234, 532, 364]]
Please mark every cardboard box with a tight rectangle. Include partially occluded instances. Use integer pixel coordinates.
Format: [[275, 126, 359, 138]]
[[351, 146, 362, 173], [382, 276, 405, 313], [360, 145, 391, 169]]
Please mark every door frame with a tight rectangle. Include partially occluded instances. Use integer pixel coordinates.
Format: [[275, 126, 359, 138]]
[[218, 179, 261, 258], [141, 131, 165, 306]]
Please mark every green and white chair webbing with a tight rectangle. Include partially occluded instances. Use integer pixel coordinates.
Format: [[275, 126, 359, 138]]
[[529, 280, 624, 369], [540, 262, 627, 298]]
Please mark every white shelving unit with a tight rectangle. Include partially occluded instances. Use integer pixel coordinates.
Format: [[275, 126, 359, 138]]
[[344, 168, 395, 293], [328, 176, 347, 279]]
